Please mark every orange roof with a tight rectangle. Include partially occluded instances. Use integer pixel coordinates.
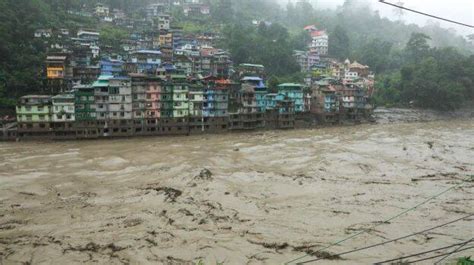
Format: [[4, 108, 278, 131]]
[[216, 79, 231, 85], [311, 30, 327, 37]]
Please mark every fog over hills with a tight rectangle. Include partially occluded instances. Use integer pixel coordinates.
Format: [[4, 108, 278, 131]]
[[277, 0, 474, 37]]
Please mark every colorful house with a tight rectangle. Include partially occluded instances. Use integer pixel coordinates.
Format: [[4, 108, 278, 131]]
[[16, 95, 53, 123], [189, 84, 205, 117], [100, 58, 124, 77], [145, 77, 162, 120], [277, 83, 305, 113], [45, 54, 72, 94], [241, 76, 265, 114], [93, 75, 112, 120], [108, 77, 133, 120], [52, 94, 75, 122], [16, 95, 53, 138], [74, 85, 96, 121], [265, 93, 294, 114], [237, 63, 265, 79], [171, 75, 189, 118], [128, 50, 162, 74]]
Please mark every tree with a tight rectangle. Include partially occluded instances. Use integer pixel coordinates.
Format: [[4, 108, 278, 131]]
[[355, 38, 393, 73], [100, 26, 128, 51], [405, 32, 431, 63], [213, 0, 233, 24], [329, 25, 350, 60]]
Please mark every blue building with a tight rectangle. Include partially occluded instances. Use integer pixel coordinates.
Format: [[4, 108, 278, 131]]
[[128, 50, 162, 74], [277, 83, 305, 113], [241, 76, 267, 113], [100, 59, 124, 77], [265, 93, 295, 114]]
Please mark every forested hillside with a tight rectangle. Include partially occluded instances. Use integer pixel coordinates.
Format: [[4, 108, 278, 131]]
[[1, 0, 473, 112]]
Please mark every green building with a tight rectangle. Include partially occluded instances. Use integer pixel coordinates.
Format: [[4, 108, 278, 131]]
[[74, 85, 96, 121], [16, 95, 53, 123]]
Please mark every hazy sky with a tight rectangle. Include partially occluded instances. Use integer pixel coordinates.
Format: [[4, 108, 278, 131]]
[[283, 0, 474, 36]]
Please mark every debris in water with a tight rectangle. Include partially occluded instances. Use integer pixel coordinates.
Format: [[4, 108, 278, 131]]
[[426, 141, 434, 149], [123, 218, 143, 228], [195, 168, 213, 181], [141, 185, 183, 202]]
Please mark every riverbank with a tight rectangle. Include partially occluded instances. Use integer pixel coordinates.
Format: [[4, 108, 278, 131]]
[[1, 114, 473, 264], [373, 107, 474, 124], [4, 106, 474, 142]]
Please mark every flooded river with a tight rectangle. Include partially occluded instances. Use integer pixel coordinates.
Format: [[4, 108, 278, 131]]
[[0, 113, 473, 264]]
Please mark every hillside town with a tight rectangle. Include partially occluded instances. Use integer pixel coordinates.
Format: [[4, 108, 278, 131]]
[[1, 0, 375, 140]]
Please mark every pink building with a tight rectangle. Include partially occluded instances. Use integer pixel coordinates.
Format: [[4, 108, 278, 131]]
[[145, 78, 161, 119]]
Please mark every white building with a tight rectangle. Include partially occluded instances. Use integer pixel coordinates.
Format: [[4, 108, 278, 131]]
[[146, 4, 168, 19], [294, 50, 320, 72], [52, 94, 75, 122], [158, 14, 171, 30], [95, 4, 110, 17], [309, 30, 328, 56], [108, 78, 133, 120], [34, 29, 52, 38], [77, 30, 100, 42]]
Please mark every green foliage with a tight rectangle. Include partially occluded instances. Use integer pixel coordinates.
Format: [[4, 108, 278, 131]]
[[373, 73, 402, 107], [405, 33, 431, 64], [100, 25, 128, 51], [220, 22, 300, 76], [329, 24, 350, 60], [457, 257, 474, 265], [381, 34, 474, 110], [353, 38, 393, 73]]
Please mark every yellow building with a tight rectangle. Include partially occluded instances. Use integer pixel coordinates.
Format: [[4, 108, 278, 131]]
[[47, 67, 65, 79]]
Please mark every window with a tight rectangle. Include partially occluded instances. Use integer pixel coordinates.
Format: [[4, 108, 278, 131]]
[[39, 115, 45, 120]]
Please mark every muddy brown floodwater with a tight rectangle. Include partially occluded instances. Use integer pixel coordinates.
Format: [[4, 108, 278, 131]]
[[0, 111, 473, 265]]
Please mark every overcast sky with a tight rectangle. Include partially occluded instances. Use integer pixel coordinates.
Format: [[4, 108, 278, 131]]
[[282, 0, 474, 36]]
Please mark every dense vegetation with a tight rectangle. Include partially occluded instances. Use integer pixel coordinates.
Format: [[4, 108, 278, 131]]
[[376, 33, 474, 110], [1, 0, 473, 114]]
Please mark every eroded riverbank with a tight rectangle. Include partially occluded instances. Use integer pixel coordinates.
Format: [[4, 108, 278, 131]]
[[0, 114, 473, 264]]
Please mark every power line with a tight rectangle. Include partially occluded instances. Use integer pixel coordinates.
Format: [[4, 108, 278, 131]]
[[407, 246, 474, 264], [296, 214, 474, 264], [378, 0, 474, 28], [434, 237, 474, 264], [373, 239, 474, 264], [285, 180, 466, 264]]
